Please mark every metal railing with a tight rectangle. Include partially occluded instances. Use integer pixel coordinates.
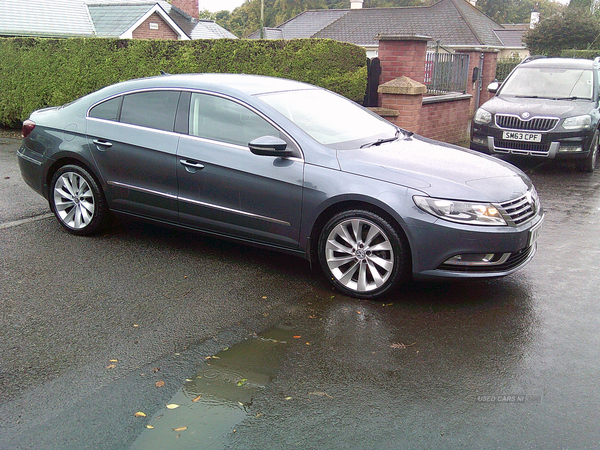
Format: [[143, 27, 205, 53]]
[[425, 52, 470, 94]]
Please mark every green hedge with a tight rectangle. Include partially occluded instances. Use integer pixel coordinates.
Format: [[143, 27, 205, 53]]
[[0, 38, 367, 126], [560, 49, 600, 60]]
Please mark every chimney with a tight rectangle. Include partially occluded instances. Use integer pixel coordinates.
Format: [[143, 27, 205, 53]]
[[351, 0, 364, 9], [172, 0, 198, 18], [530, 3, 540, 29]]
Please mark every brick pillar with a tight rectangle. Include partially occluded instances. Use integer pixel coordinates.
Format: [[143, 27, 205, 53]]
[[457, 49, 499, 114], [377, 76, 427, 134], [377, 35, 431, 86]]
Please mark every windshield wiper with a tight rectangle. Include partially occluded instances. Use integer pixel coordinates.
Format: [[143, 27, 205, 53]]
[[360, 129, 401, 148], [555, 96, 586, 100]]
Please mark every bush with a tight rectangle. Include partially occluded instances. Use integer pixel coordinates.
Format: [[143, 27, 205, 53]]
[[560, 49, 600, 59], [495, 55, 523, 81], [0, 38, 367, 126]]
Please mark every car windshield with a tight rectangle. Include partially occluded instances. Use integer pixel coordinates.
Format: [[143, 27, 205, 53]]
[[257, 89, 398, 150], [500, 67, 594, 100]]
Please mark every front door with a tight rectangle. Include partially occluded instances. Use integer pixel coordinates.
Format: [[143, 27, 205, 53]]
[[176, 93, 304, 249]]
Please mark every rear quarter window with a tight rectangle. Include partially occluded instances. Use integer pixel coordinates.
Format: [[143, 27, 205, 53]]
[[89, 96, 122, 121], [120, 91, 181, 132]]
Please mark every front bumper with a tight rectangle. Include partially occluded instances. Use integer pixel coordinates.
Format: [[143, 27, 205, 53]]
[[471, 125, 592, 160], [407, 212, 545, 281]]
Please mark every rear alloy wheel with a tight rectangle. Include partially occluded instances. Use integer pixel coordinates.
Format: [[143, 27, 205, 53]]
[[578, 130, 599, 173], [318, 210, 409, 299], [49, 165, 107, 236]]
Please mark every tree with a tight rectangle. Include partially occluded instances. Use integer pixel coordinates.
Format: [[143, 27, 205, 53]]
[[524, 8, 600, 55], [476, 0, 564, 24]]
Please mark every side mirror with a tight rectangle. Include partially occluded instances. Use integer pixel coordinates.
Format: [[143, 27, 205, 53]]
[[249, 136, 293, 157], [487, 81, 500, 94]]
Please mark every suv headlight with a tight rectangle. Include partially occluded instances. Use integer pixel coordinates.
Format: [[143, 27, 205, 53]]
[[563, 115, 591, 130], [414, 196, 507, 226], [473, 108, 492, 125]]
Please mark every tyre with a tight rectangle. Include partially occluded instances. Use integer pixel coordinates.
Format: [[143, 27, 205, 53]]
[[577, 130, 598, 173], [318, 209, 409, 299], [49, 165, 107, 236]]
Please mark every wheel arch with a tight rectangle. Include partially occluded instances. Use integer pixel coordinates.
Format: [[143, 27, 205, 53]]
[[44, 155, 105, 200], [308, 198, 413, 270]]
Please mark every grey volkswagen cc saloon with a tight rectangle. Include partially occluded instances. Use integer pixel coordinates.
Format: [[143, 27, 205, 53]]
[[18, 74, 544, 299]]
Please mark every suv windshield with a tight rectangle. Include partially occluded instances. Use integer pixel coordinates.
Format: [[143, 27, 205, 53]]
[[258, 89, 398, 150], [500, 67, 594, 100]]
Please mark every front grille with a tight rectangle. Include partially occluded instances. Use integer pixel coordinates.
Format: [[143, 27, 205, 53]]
[[494, 139, 551, 154], [497, 192, 537, 226], [496, 114, 558, 131], [438, 246, 534, 273]]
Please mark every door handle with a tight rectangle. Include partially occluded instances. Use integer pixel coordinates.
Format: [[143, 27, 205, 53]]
[[93, 139, 113, 149], [180, 160, 205, 169]]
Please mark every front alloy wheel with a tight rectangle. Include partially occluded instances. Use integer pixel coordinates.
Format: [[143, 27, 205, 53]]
[[50, 165, 107, 235], [318, 210, 409, 299]]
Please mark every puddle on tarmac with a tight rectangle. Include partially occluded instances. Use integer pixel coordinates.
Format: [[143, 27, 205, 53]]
[[130, 324, 295, 450]]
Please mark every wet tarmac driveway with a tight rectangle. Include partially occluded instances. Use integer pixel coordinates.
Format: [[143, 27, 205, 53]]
[[1, 138, 599, 449]]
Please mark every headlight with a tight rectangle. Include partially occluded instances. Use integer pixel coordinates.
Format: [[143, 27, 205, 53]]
[[473, 108, 492, 125], [414, 196, 507, 226], [563, 115, 591, 130]]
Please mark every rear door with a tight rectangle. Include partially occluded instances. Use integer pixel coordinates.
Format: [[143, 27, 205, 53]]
[[86, 90, 182, 222], [176, 92, 304, 249]]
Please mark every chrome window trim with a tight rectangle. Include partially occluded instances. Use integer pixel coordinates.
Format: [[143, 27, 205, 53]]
[[107, 180, 291, 227], [86, 87, 304, 161]]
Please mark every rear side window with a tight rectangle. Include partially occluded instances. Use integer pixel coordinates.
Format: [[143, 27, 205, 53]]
[[89, 96, 122, 121], [120, 91, 181, 132]]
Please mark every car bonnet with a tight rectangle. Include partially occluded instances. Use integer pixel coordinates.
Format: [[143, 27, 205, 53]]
[[335, 134, 532, 202]]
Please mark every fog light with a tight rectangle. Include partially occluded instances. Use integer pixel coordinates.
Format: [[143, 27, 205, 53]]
[[472, 136, 488, 146], [558, 144, 583, 153], [444, 253, 511, 267]]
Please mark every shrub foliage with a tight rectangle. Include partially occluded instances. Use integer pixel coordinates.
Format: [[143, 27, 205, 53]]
[[0, 38, 367, 126]]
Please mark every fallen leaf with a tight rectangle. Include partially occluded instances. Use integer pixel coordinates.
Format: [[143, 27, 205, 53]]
[[262, 296, 267, 299], [306, 342, 311, 345], [284, 396, 293, 401], [155, 381, 165, 388], [133, 324, 139, 327], [173, 426, 187, 432], [146, 425, 154, 429], [308, 315, 316, 319], [134, 412, 147, 418], [237, 378, 247, 387], [106, 364, 116, 370], [192, 395, 202, 402], [109, 359, 118, 362], [293, 336, 302, 339], [152, 367, 160, 373], [166, 404, 180, 409]]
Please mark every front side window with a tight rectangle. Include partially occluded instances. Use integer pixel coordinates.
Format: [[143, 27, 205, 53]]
[[501, 67, 594, 100], [189, 93, 282, 147], [120, 91, 181, 132]]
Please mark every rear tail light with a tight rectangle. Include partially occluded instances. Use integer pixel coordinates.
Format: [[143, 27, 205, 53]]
[[22, 119, 36, 138]]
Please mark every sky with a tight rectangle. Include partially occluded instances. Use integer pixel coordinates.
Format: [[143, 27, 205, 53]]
[[198, 0, 247, 12]]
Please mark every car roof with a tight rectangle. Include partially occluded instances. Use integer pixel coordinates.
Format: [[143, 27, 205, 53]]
[[96, 73, 319, 98], [519, 57, 595, 70]]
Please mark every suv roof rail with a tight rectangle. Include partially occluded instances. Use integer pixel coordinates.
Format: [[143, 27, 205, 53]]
[[594, 56, 600, 69], [520, 55, 547, 64]]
